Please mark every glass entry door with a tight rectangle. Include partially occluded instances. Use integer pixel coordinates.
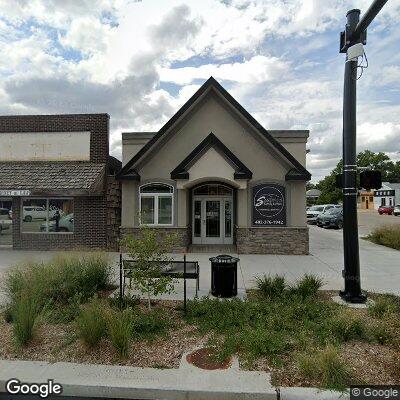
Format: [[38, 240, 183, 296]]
[[192, 197, 233, 245]]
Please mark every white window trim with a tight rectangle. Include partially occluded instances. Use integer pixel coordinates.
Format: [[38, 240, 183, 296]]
[[139, 183, 174, 226], [21, 197, 74, 234]]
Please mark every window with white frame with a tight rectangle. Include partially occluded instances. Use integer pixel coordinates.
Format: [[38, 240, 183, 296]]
[[139, 183, 173, 225]]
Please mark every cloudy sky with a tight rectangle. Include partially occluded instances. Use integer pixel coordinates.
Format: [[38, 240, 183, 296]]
[[1, 0, 399, 181]]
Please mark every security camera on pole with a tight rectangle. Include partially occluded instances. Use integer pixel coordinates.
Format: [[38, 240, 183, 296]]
[[338, 0, 388, 303]]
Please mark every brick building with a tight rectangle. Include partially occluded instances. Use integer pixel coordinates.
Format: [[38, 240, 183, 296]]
[[0, 114, 121, 250]]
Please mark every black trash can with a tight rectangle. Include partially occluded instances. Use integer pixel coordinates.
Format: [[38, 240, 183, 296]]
[[210, 254, 239, 298]]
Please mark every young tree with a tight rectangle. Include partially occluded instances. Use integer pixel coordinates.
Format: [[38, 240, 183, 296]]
[[120, 228, 177, 310]]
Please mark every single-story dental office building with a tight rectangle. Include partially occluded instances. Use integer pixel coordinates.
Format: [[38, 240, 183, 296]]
[[0, 113, 121, 250], [117, 77, 311, 254]]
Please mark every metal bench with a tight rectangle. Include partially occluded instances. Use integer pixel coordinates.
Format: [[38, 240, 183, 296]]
[[119, 254, 200, 311]]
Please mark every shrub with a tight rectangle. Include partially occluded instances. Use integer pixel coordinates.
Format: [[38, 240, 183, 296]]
[[109, 293, 140, 310], [255, 275, 286, 299], [186, 298, 254, 333], [365, 225, 400, 250], [133, 309, 170, 340], [291, 274, 324, 299], [43, 293, 82, 324], [370, 322, 393, 345], [76, 297, 107, 348], [3, 254, 112, 312], [240, 327, 293, 364], [186, 296, 338, 365], [329, 312, 367, 342], [107, 308, 134, 358], [369, 296, 399, 319], [12, 293, 40, 346], [298, 345, 351, 390]]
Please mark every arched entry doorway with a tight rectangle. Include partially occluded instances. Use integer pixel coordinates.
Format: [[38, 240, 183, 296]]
[[192, 183, 234, 245]]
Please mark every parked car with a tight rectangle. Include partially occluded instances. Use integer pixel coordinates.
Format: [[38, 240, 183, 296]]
[[23, 206, 59, 222], [307, 204, 341, 224], [393, 204, 400, 216], [40, 213, 74, 232], [0, 208, 12, 233], [378, 205, 394, 215], [317, 207, 343, 229]]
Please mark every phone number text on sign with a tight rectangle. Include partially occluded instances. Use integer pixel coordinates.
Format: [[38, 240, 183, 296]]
[[254, 219, 285, 225]]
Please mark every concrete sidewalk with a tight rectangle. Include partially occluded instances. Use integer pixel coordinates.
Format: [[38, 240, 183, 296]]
[[0, 225, 399, 304]]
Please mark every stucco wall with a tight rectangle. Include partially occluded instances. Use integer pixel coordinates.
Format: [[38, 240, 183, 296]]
[[138, 94, 288, 181], [121, 181, 137, 227], [121, 92, 308, 230]]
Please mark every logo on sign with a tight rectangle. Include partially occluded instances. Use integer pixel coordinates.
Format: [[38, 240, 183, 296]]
[[253, 186, 285, 218]]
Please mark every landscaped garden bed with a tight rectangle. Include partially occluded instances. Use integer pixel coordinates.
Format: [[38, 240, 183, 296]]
[[364, 225, 400, 250], [1, 255, 399, 391]]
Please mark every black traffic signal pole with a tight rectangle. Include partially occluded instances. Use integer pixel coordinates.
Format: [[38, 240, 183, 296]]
[[340, 0, 388, 303]]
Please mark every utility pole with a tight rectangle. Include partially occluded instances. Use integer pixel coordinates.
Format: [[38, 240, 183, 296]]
[[339, 0, 388, 303]]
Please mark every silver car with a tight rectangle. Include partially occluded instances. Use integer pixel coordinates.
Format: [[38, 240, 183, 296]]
[[394, 204, 400, 217], [40, 213, 74, 232], [307, 204, 341, 224]]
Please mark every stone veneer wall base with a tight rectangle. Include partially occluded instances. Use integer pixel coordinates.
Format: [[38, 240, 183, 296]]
[[236, 227, 309, 255]]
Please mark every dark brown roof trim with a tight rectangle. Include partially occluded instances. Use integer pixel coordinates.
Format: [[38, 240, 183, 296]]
[[116, 77, 311, 181], [171, 132, 252, 180]]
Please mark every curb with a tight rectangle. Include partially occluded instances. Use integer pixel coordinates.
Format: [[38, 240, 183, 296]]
[[0, 359, 276, 400], [278, 387, 349, 400], [0, 359, 349, 400]]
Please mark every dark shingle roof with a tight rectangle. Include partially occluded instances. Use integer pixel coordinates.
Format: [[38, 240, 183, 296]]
[[0, 162, 105, 195]]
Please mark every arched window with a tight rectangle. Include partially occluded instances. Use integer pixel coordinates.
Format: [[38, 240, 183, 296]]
[[139, 183, 173, 225], [193, 184, 233, 196]]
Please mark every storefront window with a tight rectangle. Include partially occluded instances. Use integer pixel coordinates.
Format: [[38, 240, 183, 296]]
[[139, 183, 173, 226], [21, 198, 74, 233]]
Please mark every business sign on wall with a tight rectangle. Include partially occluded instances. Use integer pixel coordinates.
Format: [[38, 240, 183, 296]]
[[0, 190, 31, 196], [252, 184, 286, 226]]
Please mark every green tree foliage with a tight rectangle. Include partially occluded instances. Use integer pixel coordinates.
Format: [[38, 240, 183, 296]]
[[315, 160, 343, 204], [315, 150, 400, 203], [387, 161, 400, 183], [356, 150, 391, 178], [120, 227, 177, 310]]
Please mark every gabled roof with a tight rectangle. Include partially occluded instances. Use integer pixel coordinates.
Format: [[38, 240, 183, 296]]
[[171, 132, 252, 180], [116, 77, 311, 181]]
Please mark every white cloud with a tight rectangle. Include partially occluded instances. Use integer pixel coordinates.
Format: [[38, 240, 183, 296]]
[[0, 0, 118, 28], [159, 55, 290, 85], [0, 0, 399, 182], [59, 17, 116, 55]]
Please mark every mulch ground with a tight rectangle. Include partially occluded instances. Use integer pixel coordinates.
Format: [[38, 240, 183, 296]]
[[186, 347, 232, 370], [1, 294, 399, 386], [0, 301, 208, 369]]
